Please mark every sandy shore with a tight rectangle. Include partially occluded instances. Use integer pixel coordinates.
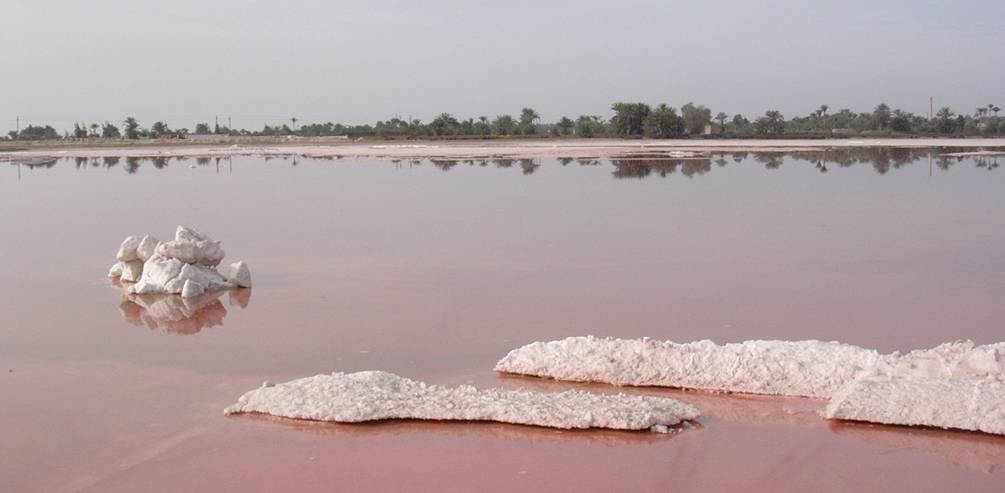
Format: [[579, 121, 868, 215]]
[[3, 138, 1005, 161]]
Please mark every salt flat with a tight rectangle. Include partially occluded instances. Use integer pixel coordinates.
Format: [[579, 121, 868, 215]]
[[4, 137, 1005, 161]]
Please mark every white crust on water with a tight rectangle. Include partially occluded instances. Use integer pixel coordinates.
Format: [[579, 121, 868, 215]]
[[825, 341, 1005, 434], [494, 336, 882, 398], [497, 337, 1005, 435], [826, 376, 1005, 435], [224, 370, 700, 433], [879, 341, 1005, 379], [6, 139, 1005, 163]]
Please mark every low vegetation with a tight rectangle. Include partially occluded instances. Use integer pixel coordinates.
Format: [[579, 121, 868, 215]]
[[4, 102, 1003, 142]]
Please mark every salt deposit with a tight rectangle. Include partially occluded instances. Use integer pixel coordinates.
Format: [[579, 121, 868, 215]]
[[136, 235, 159, 262], [825, 341, 1005, 434], [826, 376, 1005, 435], [155, 226, 225, 266], [108, 226, 251, 298], [876, 340, 1005, 380], [496, 336, 1005, 435], [119, 260, 144, 283], [226, 261, 252, 288], [116, 236, 141, 262], [494, 336, 882, 397], [224, 370, 700, 433], [5, 138, 1005, 163]]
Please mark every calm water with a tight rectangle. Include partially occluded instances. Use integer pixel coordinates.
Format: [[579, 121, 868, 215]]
[[2, 150, 1004, 492]]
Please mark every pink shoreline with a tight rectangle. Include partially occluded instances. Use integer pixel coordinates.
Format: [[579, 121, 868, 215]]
[[3, 137, 1005, 161]]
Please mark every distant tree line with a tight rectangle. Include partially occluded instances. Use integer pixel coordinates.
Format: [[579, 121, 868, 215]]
[[5, 102, 1003, 141]]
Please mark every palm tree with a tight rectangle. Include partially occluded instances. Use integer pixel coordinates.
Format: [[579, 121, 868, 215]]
[[993, 106, 1001, 118], [518, 108, 540, 135], [290, 117, 298, 132], [714, 112, 728, 133], [89, 123, 99, 138]]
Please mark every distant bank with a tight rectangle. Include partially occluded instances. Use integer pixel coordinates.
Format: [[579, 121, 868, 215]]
[[3, 138, 1005, 161]]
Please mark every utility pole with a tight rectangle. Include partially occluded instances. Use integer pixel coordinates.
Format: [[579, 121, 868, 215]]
[[228, 116, 232, 130], [929, 97, 934, 120], [16, 115, 20, 134]]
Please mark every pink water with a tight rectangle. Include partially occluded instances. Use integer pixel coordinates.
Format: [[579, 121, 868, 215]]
[[2, 152, 1004, 492]]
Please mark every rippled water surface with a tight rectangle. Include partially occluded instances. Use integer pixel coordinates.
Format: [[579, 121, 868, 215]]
[[2, 150, 1004, 492]]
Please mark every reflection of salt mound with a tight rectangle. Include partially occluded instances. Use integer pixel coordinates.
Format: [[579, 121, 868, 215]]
[[119, 290, 234, 335], [497, 337, 1005, 435], [108, 226, 251, 298], [494, 336, 881, 398], [225, 371, 700, 433]]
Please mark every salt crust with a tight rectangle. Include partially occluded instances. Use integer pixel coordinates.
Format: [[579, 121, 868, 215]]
[[224, 370, 700, 433], [826, 376, 1005, 435], [496, 336, 1005, 434], [825, 341, 1005, 434], [495, 336, 883, 398]]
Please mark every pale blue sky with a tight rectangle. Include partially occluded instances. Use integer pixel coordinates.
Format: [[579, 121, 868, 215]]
[[2, 0, 1003, 131]]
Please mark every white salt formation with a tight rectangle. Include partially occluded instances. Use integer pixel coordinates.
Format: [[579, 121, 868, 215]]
[[224, 370, 700, 433], [494, 336, 882, 398], [496, 337, 1005, 435], [226, 261, 252, 288], [108, 226, 251, 297], [826, 376, 1005, 435], [826, 341, 1005, 434], [874, 340, 1005, 379]]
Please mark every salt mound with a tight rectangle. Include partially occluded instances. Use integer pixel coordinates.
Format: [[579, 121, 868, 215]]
[[224, 370, 700, 433], [826, 376, 1005, 435], [108, 226, 252, 297], [494, 336, 882, 397]]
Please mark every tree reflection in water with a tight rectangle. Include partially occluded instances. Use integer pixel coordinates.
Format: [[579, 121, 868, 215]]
[[610, 158, 714, 179], [8, 148, 1000, 180]]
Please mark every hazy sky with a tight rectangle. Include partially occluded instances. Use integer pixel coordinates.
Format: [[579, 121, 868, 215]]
[[3, 0, 1003, 131]]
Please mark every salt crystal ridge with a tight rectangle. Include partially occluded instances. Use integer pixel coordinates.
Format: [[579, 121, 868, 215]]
[[224, 370, 700, 433]]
